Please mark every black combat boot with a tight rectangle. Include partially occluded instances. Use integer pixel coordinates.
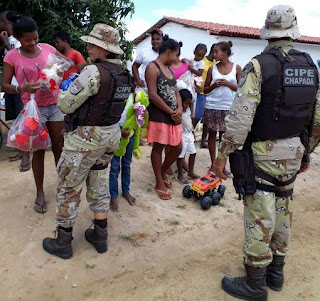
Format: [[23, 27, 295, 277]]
[[43, 227, 73, 259], [221, 264, 268, 301], [85, 219, 108, 253], [266, 255, 285, 291]]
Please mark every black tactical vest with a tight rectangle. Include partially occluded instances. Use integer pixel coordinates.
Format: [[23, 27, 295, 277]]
[[65, 61, 132, 130], [250, 48, 318, 141]]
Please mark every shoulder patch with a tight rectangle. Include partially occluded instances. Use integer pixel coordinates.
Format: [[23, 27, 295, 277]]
[[69, 78, 84, 95], [69, 66, 97, 95], [238, 62, 254, 87]]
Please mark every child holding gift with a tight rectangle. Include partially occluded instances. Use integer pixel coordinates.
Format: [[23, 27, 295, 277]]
[[109, 79, 139, 211]]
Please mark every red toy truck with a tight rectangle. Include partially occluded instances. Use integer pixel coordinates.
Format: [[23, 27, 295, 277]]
[[182, 172, 226, 210]]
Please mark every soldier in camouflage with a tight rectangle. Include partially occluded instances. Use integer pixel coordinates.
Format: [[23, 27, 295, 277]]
[[43, 24, 130, 259], [213, 5, 320, 301]]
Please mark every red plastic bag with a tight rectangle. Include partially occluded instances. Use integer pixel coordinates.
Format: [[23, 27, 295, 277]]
[[7, 94, 51, 151]]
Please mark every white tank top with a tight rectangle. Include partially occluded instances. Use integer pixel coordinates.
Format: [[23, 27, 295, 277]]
[[205, 63, 237, 110]]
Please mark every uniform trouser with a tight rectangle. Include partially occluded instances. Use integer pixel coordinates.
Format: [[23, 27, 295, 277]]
[[56, 124, 121, 228], [243, 158, 301, 268]]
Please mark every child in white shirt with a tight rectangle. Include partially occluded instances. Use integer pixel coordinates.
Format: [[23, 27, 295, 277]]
[[187, 43, 207, 89], [176, 89, 199, 184]]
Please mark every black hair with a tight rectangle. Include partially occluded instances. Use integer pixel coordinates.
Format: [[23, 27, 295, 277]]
[[7, 13, 38, 38], [177, 41, 183, 56], [5, 11, 19, 21], [0, 11, 8, 21], [195, 43, 207, 53], [53, 31, 71, 44], [209, 43, 216, 54], [179, 89, 193, 103], [158, 35, 181, 55], [215, 41, 233, 56]]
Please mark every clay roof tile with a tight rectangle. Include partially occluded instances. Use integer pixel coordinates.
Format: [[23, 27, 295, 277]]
[[132, 16, 320, 45]]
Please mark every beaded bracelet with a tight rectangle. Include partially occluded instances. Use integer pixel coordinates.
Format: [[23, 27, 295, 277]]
[[15, 85, 24, 93]]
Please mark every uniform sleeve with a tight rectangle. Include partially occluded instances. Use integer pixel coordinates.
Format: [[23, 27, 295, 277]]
[[307, 87, 320, 154], [217, 59, 262, 159], [57, 65, 100, 114]]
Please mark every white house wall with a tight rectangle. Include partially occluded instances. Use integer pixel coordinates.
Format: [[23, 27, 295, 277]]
[[132, 22, 320, 70]]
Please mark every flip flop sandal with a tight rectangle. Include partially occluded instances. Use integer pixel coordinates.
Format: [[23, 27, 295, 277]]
[[19, 163, 31, 172], [154, 187, 171, 200], [188, 174, 200, 180], [223, 169, 232, 178], [175, 176, 189, 185], [34, 201, 47, 214], [9, 153, 23, 162], [163, 178, 173, 189]]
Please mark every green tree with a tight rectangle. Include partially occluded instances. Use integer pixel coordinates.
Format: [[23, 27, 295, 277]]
[[4, 0, 135, 60]]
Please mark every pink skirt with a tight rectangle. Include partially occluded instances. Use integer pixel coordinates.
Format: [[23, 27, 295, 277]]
[[147, 121, 183, 146]]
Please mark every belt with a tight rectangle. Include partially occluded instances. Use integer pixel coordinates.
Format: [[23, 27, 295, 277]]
[[255, 168, 296, 198]]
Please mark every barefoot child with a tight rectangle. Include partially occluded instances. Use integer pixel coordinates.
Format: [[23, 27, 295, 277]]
[[176, 88, 199, 184], [109, 79, 137, 212]]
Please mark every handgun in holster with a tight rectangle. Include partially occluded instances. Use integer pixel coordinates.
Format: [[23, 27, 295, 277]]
[[229, 139, 256, 200]]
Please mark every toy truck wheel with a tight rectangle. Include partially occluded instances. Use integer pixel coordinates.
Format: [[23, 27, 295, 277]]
[[217, 185, 226, 198], [211, 192, 221, 205], [200, 196, 212, 210], [182, 185, 192, 198]]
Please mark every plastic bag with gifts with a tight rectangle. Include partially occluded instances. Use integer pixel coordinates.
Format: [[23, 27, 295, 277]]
[[7, 94, 51, 151], [37, 53, 71, 93]]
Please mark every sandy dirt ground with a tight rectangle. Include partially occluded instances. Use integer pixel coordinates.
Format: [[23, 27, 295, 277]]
[[0, 132, 319, 301]]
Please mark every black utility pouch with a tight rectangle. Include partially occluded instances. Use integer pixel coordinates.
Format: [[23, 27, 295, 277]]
[[229, 148, 256, 199]]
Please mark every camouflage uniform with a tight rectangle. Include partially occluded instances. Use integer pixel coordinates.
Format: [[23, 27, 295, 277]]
[[56, 62, 121, 228], [218, 40, 320, 268]]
